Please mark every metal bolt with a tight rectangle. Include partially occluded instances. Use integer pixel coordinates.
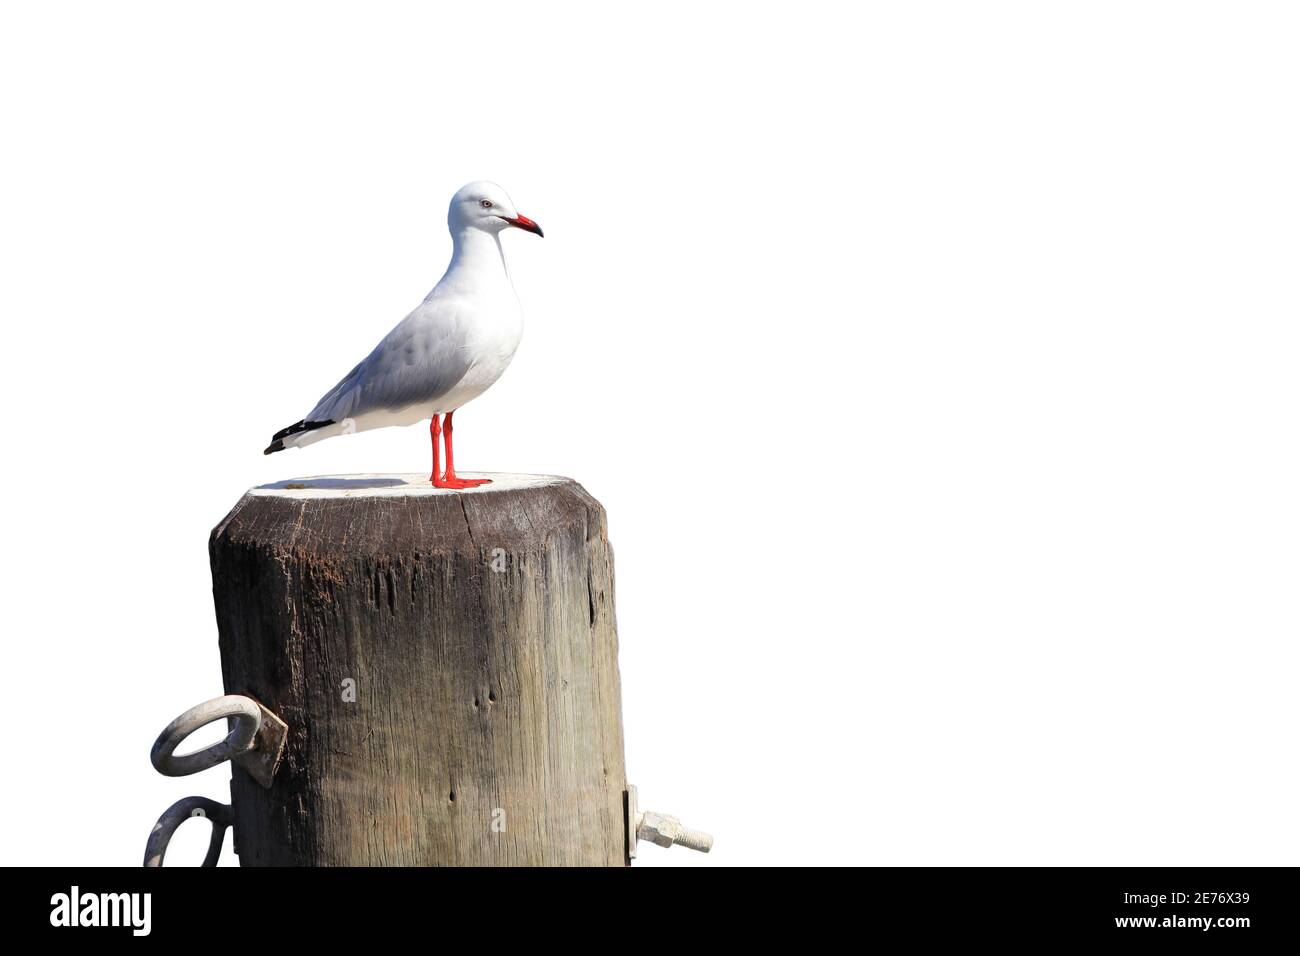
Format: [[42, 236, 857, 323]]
[[626, 785, 713, 859], [637, 810, 714, 853]]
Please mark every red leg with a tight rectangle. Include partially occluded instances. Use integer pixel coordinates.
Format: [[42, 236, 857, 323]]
[[439, 408, 493, 489], [434, 410, 491, 489], [428, 415, 442, 484]]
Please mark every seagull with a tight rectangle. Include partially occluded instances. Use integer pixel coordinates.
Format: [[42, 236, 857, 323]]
[[263, 181, 543, 488]]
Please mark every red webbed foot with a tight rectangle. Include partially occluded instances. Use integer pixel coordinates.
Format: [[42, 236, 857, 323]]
[[433, 474, 491, 489]]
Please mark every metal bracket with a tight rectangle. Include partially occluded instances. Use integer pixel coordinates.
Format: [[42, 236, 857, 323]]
[[625, 784, 713, 862], [150, 694, 288, 788]]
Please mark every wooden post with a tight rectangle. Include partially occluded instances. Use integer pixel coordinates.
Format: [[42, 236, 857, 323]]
[[208, 474, 628, 866]]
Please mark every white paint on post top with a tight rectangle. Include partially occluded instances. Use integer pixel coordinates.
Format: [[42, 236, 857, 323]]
[[250, 473, 572, 499]]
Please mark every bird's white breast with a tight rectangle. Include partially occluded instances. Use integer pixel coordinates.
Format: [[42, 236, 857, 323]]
[[436, 290, 523, 412]]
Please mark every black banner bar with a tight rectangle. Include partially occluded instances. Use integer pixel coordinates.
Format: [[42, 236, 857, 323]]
[[8, 866, 1293, 943]]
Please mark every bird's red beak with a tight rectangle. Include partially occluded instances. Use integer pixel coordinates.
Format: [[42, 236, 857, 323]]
[[505, 214, 544, 237]]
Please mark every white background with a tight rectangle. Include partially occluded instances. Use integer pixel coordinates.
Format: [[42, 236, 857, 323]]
[[1, 2, 1296, 867]]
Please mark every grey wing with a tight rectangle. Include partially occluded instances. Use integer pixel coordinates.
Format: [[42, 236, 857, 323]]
[[305, 301, 473, 423]]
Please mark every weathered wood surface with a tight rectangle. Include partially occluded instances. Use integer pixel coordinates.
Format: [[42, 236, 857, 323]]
[[209, 474, 627, 866]]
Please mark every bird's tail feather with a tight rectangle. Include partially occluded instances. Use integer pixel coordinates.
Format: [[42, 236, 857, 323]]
[[263, 419, 334, 455]]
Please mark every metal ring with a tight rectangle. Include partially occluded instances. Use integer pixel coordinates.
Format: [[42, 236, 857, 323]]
[[143, 796, 232, 867], [150, 695, 262, 777]]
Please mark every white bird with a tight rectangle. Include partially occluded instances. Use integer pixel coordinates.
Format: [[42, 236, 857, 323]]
[[264, 181, 543, 488]]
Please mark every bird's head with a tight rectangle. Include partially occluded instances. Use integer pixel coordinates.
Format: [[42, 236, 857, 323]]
[[448, 181, 543, 238]]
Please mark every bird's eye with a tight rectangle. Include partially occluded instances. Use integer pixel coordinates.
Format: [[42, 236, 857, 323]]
[[480, 199, 494, 208]]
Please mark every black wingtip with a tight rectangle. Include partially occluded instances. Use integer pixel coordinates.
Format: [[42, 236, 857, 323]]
[[264, 418, 334, 455]]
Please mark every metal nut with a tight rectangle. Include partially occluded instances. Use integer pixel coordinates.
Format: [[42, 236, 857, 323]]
[[637, 811, 682, 848]]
